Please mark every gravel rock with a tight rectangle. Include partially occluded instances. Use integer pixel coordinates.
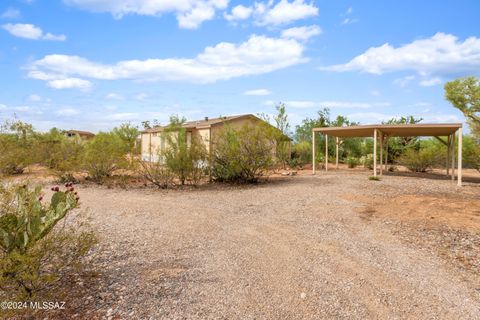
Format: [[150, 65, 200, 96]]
[[68, 171, 480, 319]]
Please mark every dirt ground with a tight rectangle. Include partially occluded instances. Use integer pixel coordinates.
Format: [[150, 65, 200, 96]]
[[6, 169, 480, 319]]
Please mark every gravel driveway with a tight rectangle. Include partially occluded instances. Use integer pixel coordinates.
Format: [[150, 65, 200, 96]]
[[74, 172, 480, 319]]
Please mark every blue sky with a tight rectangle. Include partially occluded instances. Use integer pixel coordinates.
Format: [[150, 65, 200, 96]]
[[1, 0, 479, 133]]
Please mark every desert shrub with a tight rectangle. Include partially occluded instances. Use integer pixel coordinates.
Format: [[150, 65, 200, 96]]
[[368, 176, 380, 181], [112, 123, 140, 155], [136, 158, 175, 188], [82, 132, 128, 183], [346, 157, 359, 168], [162, 117, 208, 186], [400, 148, 438, 172], [212, 123, 275, 183], [388, 165, 397, 172], [463, 135, 480, 172], [37, 129, 84, 182], [0, 183, 96, 300], [291, 141, 312, 166], [0, 121, 37, 175], [361, 154, 374, 169]]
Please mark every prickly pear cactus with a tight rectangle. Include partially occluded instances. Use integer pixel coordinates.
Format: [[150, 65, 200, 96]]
[[0, 183, 79, 254]]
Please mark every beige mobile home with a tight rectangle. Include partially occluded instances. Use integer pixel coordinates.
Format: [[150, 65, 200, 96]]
[[140, 114, 290, 162]]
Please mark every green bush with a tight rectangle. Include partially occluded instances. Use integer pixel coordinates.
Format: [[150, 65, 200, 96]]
[[112, 123, 140, 155], [0, 121, 37, 175], [462, 135, 480, 172], [400, 148, 438, 172], [291, 141, 311, 166], [82, 132, 128, 183], [212, 123, 275, 183], [136, 157, 175, 188], [162, 117, 208, 186], [0, 183, 96, 299], [361, 154, 374, 170], [346, 157, 359, 168], [37, 129, 84, 182]]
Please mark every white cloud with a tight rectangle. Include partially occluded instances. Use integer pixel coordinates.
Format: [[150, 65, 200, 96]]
[[285, 100, 390, 109], [0, 104, 43, 115], [347, 112, 394, 123], [258, 0, 318, 26], [27, 94, 42, 102], [393, 75, 415, 87], [244, 89, 272, 96], [64, 0, 228, 29], [1, 8, 21, 19], [419, 77, 442, 87], [321, 33, 480, 76], [224, 0, 318, 26], [345, 7, 353, 15], [107, 112, 140, 121], [371, 90, 380, 96], [43, 33, 66, 41], [27, 35, 307, 86], [224, 5, 252, 21], [422, 114, 461, 123], [2, 23, 66, 41], [56, 107, 79, 116], [105, 92, 124, 100], [135, 93, 148, 100], [281, 25, 321, 41], [47, 78, 92, 90], [341, 18, 358, 25]]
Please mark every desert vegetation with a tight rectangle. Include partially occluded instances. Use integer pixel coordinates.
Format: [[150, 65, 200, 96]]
[[0, 77, 479, 318], [0, 182, 96, 318]]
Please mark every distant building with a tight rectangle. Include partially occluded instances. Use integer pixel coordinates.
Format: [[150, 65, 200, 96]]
[[140, 114, 290, 162], [65, 130, 95, 140]]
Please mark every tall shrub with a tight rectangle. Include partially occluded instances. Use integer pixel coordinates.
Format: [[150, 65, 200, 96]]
[[400, 148, 438, 172], [37, 129, 84, 182], [82, 132, 127, 183], [0, 121, 37, 175], [212, 123, 275, 183], [162, 116, 208, 186]]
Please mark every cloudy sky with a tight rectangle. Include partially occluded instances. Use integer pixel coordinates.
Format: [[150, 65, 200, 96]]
[[0, 0, 479, 132]]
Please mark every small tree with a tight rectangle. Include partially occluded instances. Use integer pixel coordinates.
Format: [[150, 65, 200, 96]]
[[445, 76, 480, 137], [382, 116, 423, 161], [162, 116, 208, 186], [82, 132, 128, 183], [212, 123, 275, 183], [112, 123, 140, 154]]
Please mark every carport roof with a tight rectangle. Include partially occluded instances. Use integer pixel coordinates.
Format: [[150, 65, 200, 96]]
[[312, 123, 462, 138]]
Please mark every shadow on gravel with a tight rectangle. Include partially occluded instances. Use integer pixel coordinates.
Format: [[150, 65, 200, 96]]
[[383, 171, 480, 184]]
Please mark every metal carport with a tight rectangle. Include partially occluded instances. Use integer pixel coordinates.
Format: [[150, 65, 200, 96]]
[[312, 123, 463, 186]]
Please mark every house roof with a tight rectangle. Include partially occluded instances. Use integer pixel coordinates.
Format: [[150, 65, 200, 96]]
[[66, 129, 95, 137], [312, 123, 462, 138], [141, 114, 254, 133]]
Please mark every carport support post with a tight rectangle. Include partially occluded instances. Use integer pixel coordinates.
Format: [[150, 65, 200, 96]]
[[451, 132, 456, 181], [312, 131, 316, 175], [325, 134, 328, 172], [458, 127, 462, 186], [335, 137, 339, 170], [384, 136, 388, 171], [446, 135, 450, 176], [379, 132, 383, 176], [373, 129, 377, 177]]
